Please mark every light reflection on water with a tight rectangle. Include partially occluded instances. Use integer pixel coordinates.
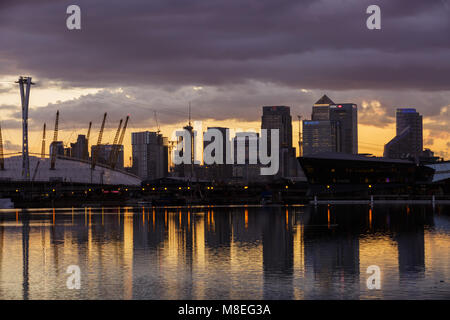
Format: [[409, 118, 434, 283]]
[[0, 204, 449, 300]]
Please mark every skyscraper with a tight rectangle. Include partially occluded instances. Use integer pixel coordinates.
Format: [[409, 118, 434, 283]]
[[330, 103, 358, 154], [261, 106, 297, 178], [384, 108, 423, 159], [132, 131, 168, 180], [302, 95, 358, 156], [261, 106, 293, 149]]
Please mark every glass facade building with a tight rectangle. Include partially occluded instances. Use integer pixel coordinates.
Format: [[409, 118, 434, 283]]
[[384, 108, 423, 159], [303, 95, 358, 156]]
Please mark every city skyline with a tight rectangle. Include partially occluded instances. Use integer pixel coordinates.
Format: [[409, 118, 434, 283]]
[[0, 1, 449, 161], [0, 1, 448, 304], [0, 94, 448, 167]]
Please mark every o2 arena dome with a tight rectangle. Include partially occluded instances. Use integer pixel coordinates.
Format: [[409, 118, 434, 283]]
[[0, 155, 141, 186]]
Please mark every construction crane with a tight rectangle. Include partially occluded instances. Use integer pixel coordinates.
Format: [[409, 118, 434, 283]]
[[111, 115, 129, 170], [108, 118, 123, 166], [154, 111, 161, 134], [0, 123, 4, 170], [41, 123, 46, 159], [84, 121, 92, 160], [91, 112, 107, 170], [50, 110, 59, 170]]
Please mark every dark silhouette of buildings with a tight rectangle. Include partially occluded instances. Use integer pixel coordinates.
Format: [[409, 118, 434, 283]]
[[303, 95, 358, 156], [384, 108, 423, 159], [132, 131, 168, 180], [70, 134, 88, 160], [261, 106, 298, 178]]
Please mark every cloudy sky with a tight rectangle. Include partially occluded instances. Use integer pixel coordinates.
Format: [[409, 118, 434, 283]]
[[0, 0, 449, 162]]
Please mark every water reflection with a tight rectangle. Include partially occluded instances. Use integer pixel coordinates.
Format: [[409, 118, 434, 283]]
[[0, 204, 448, 299]]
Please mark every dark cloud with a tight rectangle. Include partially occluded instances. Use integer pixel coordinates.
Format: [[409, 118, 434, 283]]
[[0, 118, 22, 129], [0, 0, 449, 90], [0, 0, 449, 156]]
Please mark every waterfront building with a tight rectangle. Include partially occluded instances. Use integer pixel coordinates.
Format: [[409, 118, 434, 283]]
[[384, 108, 423, 159], [303, 95, 358, 156], [132, 131, 168, 181], [261, 106, 298, 178], [302, 120, 339, 155]]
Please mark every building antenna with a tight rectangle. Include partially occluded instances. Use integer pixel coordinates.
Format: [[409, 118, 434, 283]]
[[188, 102, 191, 126]]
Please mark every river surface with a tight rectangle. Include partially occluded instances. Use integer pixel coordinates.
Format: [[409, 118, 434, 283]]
[[0, 204, 449, 299]]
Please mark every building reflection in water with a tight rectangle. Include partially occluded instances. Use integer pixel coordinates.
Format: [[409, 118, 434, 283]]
[[0, 203, 447, 299], [262, 207, 294, 299], [22, 212, 30, 300], [302, 205, 361, 299]]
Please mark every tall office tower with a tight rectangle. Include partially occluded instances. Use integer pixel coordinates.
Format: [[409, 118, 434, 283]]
[[311, 94, 334, 120], [70, 135, 88, 160], [261, 106, 293, 149], [302, 120, 339, 155], [261, 106, 297, 178], [396, 108, 423, 153], [91, 144, 124, 169], [203, 127, 233, 181], [330, 103, 358, 154], [384, 108, 423, 159], [132, 131, 168, 180], [302, 95, 358, 156]]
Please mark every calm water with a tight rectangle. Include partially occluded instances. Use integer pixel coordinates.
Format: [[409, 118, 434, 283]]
[[0, 204, 449, 300]]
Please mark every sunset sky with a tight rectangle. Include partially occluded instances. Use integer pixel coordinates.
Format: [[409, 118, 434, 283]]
[[0, 0, 449, 164]]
